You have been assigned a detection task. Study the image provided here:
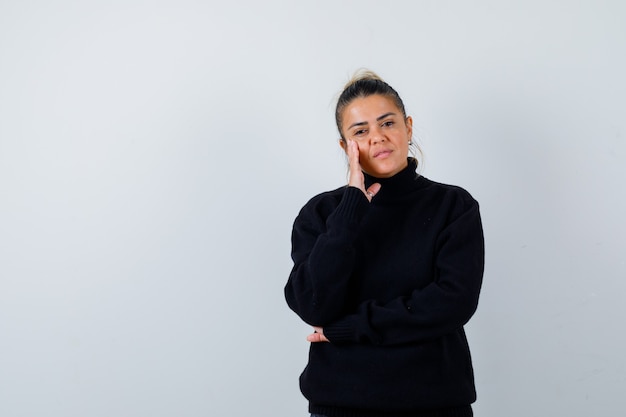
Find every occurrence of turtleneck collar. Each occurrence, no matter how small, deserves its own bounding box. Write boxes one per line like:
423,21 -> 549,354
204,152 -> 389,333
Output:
363,158 -> 425,203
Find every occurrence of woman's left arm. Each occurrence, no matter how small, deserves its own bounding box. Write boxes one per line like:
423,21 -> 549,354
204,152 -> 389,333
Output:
317,199 -> 485,346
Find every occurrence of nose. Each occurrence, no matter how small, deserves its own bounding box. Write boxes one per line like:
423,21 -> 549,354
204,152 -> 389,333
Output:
370,126 -> 385,144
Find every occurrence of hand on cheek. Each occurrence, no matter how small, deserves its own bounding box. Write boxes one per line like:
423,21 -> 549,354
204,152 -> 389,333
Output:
347,140 -> 380,202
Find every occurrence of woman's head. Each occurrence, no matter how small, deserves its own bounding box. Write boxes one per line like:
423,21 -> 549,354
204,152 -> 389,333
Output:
335,70 -> 417,178
335,70 -> 407,141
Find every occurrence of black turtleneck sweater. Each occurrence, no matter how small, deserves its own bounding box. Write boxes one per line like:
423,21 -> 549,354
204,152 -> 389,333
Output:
285,159 -> 485,417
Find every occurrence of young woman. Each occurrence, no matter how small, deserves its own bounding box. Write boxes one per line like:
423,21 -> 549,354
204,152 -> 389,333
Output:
285,70 -> 485,417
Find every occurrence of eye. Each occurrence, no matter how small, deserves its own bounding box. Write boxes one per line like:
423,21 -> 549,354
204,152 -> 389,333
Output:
353,129 -> 367,136
382,120 -> 395,128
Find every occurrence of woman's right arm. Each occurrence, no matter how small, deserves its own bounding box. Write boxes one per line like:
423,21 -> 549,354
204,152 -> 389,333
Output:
284,186 -> 369,326
286,140 -> 379,326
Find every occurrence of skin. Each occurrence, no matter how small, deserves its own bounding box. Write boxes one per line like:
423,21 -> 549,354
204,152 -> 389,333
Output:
307,94 -> 413,343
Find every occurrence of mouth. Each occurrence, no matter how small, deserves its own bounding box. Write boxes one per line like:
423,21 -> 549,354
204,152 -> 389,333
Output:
373,149 -> 392,158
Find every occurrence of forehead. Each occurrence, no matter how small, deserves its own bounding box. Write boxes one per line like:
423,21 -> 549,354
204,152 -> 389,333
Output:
342,94 -> 401,124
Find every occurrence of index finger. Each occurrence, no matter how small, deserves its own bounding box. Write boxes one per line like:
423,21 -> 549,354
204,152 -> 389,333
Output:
347,140 -> 360,169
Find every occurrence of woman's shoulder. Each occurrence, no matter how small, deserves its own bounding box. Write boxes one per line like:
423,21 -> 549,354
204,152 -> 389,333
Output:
418,176 -> 479,208
298,185 -> 347,217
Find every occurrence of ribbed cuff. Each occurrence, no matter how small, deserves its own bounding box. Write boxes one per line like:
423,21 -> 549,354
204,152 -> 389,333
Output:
327,186 -> 369,230
324,315 -> 358,344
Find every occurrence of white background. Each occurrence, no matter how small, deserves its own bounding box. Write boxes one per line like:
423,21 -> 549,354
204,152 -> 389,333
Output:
1,1 -> 625,416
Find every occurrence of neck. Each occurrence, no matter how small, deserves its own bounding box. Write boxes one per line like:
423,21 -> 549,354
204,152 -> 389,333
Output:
363,158 -> 423,203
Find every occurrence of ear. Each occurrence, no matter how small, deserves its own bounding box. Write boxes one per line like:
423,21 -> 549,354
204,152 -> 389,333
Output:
405,116 -> 413,139
339,138 -> 348,153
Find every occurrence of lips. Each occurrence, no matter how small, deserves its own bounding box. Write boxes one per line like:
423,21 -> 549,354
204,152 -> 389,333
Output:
373,149 -> 392,158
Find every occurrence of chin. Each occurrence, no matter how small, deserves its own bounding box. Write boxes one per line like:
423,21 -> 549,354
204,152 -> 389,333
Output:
367,168 -> 397,179
367,161 -> 406,178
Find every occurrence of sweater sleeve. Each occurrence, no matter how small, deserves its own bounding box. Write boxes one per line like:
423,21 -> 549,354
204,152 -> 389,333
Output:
323,197 -> 485,345
284,186 -> 370,326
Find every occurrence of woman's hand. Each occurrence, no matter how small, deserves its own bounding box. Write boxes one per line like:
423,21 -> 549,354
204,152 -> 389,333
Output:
306,326 -> 329,343
347,139 -> 381,202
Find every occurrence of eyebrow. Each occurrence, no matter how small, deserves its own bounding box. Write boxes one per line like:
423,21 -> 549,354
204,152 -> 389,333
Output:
346,112 -> 398,131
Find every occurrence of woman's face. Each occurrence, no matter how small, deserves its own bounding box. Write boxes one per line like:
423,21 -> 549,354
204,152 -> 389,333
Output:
340,94 -> 413,178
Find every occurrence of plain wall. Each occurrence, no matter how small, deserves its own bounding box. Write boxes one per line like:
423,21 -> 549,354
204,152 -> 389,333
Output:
1,1 -> 625,416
